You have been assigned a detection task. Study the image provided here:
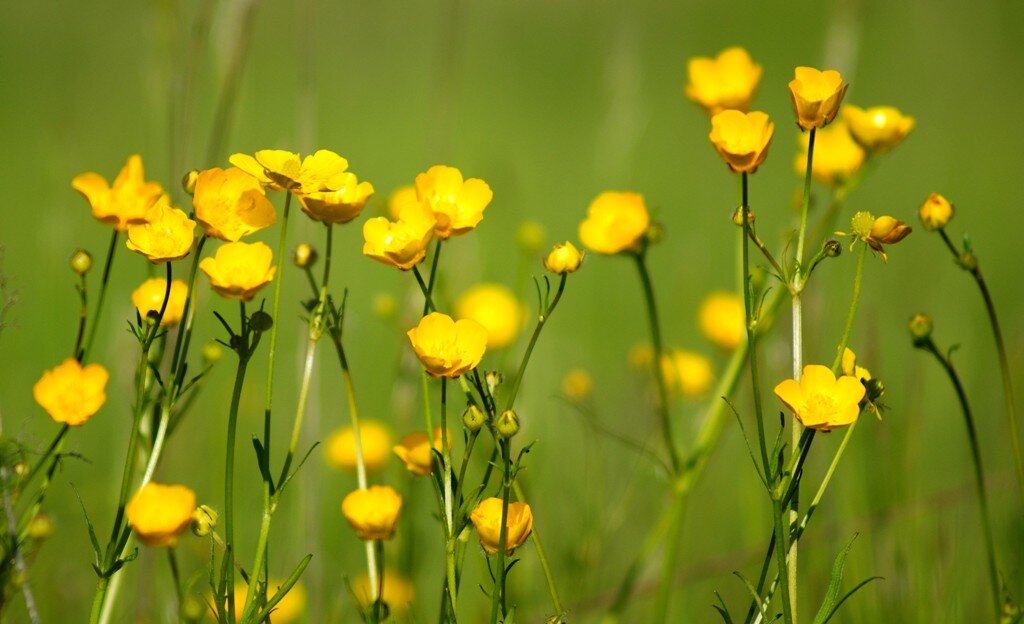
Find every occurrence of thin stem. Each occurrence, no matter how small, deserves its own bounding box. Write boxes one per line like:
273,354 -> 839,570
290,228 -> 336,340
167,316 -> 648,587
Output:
423,239 -> 442,316
489,440 -> 512,624
21,425 -> 69,493
223,327 -> 251,624
505,274 -> 566,411
440,378 -> 458,616
831,243 -> 867,372
168,548 -> 184,604
82,229 -> 118,362
511,481 -> 563,617
794,127 -> 816,269
413,265 -> 436,313
73,273 -> 88,359
263,192 -> 292,469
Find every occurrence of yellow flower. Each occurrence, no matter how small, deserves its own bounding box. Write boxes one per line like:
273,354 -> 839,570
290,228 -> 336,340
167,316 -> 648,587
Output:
788,67 -> 849,130
685,46 -> 762,114
342,485 -> 403,540
662,348 -> 714,398
131,278 -> 188,326
407,312 -> 488,378
517,220 -> 546,254
325,421 -> 392,473
192,167 -> 276,242
919,193 -> 954,231
297,172 -> 375,224
628,343 -> 653,370
454,284 -> 523,350
296,149 -> 352,192
233,580 -> 306,623
393,428 -> 448,476
795,121 -> 865,187
125,482 -> 196,547
579,191 -> 650,254
698,291 -> 745,350
71,154 -> 164,231
351,570 -> 414,615
33,358 -> 109,426
773,364 -> 865,432
125,197 -> 196,263
415,165 -> 493,239
841,104 -> 914,153
470,497 -> 534,555
840,348 -> 872,382
387,185 -> 419,219
709,110 -> 774,174
544,241 -> 584,274
199,241 -> 277,301
561,368 -> 593,401
228,149 -> 304,190
362,202 -> 437,270
851,211 -> 912,261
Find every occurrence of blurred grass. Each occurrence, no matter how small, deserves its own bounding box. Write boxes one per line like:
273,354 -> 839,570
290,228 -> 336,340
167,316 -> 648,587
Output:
1,0 -> 1023,621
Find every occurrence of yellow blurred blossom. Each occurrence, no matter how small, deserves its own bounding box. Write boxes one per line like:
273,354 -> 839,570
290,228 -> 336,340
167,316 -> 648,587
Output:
125,482 -> 196,547
628,343 -> 653,370
351,570 -> 414,615
387,185 -> 419,219
342,485 -> 403,540
407,312 -> 488,378
131,278 -> 188,327
33,358 -> 108,426
470,497 -> 534,555
686,46 -> 762,114
919,193 -> 954,231
544,241 -> 584,274
561,369 -> 593,401
788,67 -> 848,130
233,580 -> 306,624
325,421 -> 392,474
662,348 -> 714,398
297,171 -> 375,225
698,291 -> 745,350
362,202 -> 437,270
125,197 -> 196,263
454,284 -> 523,349
393,428 -> 448,476
579,191 -> 650,254
415,165 -> 493,239
516,220 -> 546,254
795,121 -> 865,187
192,167 -> 276,241
841,105 -> 914,153
774,364 -> 865,432
71,154 -> 164,231
709,110 -> 774,174
199,241 -> 277,301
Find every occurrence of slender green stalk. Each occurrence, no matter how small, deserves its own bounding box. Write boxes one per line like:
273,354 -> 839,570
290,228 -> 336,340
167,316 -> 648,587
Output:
413,266 -> 436,313
73,272 -> 88,358
168,548 -> 184,605
423,239 -> 442,316
505,274 -> 566,410
831,243 -> 867,371
512,481 -> 563,617
82,229 -> 118,362
21,425 -> 69,493
223,315 -> 251,624
794,128 -> 817,269
440,378 -> 458,618
489,440 -> 513,624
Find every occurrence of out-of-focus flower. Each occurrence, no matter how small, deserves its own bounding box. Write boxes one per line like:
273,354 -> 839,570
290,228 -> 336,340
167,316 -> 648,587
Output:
393,429 -> 448,476
33,358 -> 109,426
132,278 -> 188,326
841,105 -> 914,153
325,421 -> 392,474
297,172 -> 374,224
850,211 -> 912,262
192,167 -> 276,241
407,313 -> 488,378
662,348 -> 714,398
686,46 -> 762,114
362,202 -> 437,270
628,343 -> 653,370
387,185 -> 419,219
544,241 -> 584,274
470,497 -> 534,555
415,165 -> 493,239
561,369 -> 593,401
292,243 -> 317,268
708,110 -> 774,174
773,365 -> 865,432
199,241 -> 276,301
579,192 -> 650,254
342,485 -> 403,540
126,483 -> 196,547
517,221 -> 546,254
454,284 -> 523,349
919,193 -> 954,231
698,291 -> 745,350
72,154 -> 164,231
126,197 -> 196,263
233,580 -> 306,623
351,570 -> 414,615
788,67 -> 848,130
795,120 -> 865,187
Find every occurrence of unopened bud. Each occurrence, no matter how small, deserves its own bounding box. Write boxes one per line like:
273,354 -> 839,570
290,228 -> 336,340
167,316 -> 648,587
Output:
202,340 -> 223,365
70,249 -> 93,276
191,505 -> 218,537
485,371 -> 504,396
865,378 -> 885,403
182,169 -> 199,195
293,243 -> 317,268
959,252 -> 978,271
731,206 -> 755,226
180,595 -> 205,622
824,239 -> 842,258
26,513 -> 54,540
495,409 -> 520,439
13,462 -> 28,479
645,222 -> 666,245
909,313 -> 933,344
249,311 -> 274,333
463,405 -> 485,433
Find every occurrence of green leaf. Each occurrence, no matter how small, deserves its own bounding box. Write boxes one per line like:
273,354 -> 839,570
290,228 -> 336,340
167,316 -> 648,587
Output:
819,576 -> 883,623
70,483 -> 102,566
256,554 -> 312,621
712,591 -> 735,623
812,533 -> 863,624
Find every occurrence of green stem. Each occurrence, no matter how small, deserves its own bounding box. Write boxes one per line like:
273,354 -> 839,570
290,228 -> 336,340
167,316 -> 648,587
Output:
73,273 -> 88,359
489,440 -> 512,624
423,239 -> 442,316
223,347 -> 249,624
413,265 -> 436,313
831,243 -> 867,372
21,425 -> 69,493
168,548 -> 184,605
795,127 -> 816,269
505,274 -> 566,411
82,229 -> 118,362
440,378 -> 458,618
512,481 -> 563,617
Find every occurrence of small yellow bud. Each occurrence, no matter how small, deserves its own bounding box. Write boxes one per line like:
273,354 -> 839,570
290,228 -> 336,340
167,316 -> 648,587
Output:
13,462 -> 28,479
70,249 -> 93,276
909,313 -> 933,344
495,409 -> 520,439
516,220 -> 546,254
180,595 -> 205,622
293,242 -> 318,268
463,405 -> 486,432
26,513 -> 54,540
919,193 -> 954,231
202,340 -> 223,365
372,293 -> 396,320
182,169 -> 199,195
823,239 -> 842,257
731,206 -> 754,226
543,241 -> 584,275
561,369 -> 593,401
190,505 -> 218,537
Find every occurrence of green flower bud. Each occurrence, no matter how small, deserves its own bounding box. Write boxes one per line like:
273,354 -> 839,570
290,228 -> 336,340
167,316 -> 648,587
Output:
495,409 -> 520,439
70,249 -> 93,276
463,405 -> 485,432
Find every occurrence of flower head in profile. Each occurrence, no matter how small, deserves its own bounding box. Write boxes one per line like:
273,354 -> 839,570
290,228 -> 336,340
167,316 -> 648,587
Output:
841,105 -> 914,154
709,110 -> 774,174
454,284 -> 523,349
661,348 -> 714,398
850,211 -> 912,262
234,580 -> 306,623
362,202 -> 437,270
773,364 -> 865,432
686,46 -> 762,114
698,291 -> 745,350
407,313 -> 488,378
393,428 -> 448,476
470,497 -> 534,555
544,241 -> 584,275
132,278 -> 188,326
126,482 -> 196,547
796,121 -> 865,187
72,154 -> 164,231
199,241 -> 277,301
342,485 -> 403,540
297,149 -> 351,193
325,420 -> 392,474
415,165 -> 493,239
126,197 -> 196,263
228,149 -> 303,190
192,167 -> 276,241
579,191 -> 650,255
788,67 -> 849,130
919,193 -> 954,231
297,171 -> 375,224
33,358 -> 109,426
351,570 -> 414,616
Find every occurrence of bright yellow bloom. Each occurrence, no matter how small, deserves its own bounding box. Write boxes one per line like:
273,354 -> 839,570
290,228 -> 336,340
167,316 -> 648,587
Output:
325,420 -> 392,473
228,149 -> 304,190
709,110 -> 774,174
454,284 -> 523,349
415,165 -> 493,239
387,185 -> 419,219
125,482 -> 196,547
698,291 -> 745,350
470,497 -> 534,555
841,348 -> 872,382
919,193 -> 954,230
192,167 -> 276,242
773,364 -> 865,432
351,570 -> 414,615
662,348 -> 714,398
851,211 -> 912,261
199,241 -> 277,301
362,202 -> 437,270
686,46 -> 762,114
125,197 -> 196,263
233,580 -> 306,623
544,241 -> 584,274
795,121 -> 865,187
788,67 -> 848,130
342,485 -> 403,540
561,368 -> 593,401
71,154 -> 164,231
131,278 -> 188,326
407,312 -> 488,378
579,191 -> 650,254
33,358 -> 109,426
393,429 -> 448,476
297,172 -> 375,224
841,105 -> 914,153
296,149 -> 351,192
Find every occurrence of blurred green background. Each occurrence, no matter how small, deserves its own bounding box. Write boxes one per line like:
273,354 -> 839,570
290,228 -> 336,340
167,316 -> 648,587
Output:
1,0 -> 1023,621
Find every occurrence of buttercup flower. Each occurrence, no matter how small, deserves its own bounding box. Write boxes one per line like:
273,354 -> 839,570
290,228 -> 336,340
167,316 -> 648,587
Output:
662,348 -> 714,398
919,193 -> 954,231
561,368 -> 593,401
387,185 -> 419,219
362,202 -> 437,270
407,312 -> 488,378
544,241 -> 585,274
131,278 -> 188,326
851,211 -> 912,261
788,67 -> 849,130
415,165 -> 493,239
326,421 -> 392,473
233,580 -> 306,623
33,358 -> 109,426
698,291 -> 745,350
579,191 -> 650,254
773,364 -> 866,432
393,428 -> 448,476
351,570 -> 414,615
685,46 -> 762,114
470,497 -> 534,555
192,167 -> 276,241
125,197 -> 196,263
841,348 -> 872,383
795,121 -> 865,187
342,485 -> 403,540
841,105 -> 914,153
199,241 -> 277,301
298,172 -> 374,224
71,154 -> 164,230
228,149 -> 303,190
454,284 -> 523,349
708,110 -> 774,174
125,482 -> 196,547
